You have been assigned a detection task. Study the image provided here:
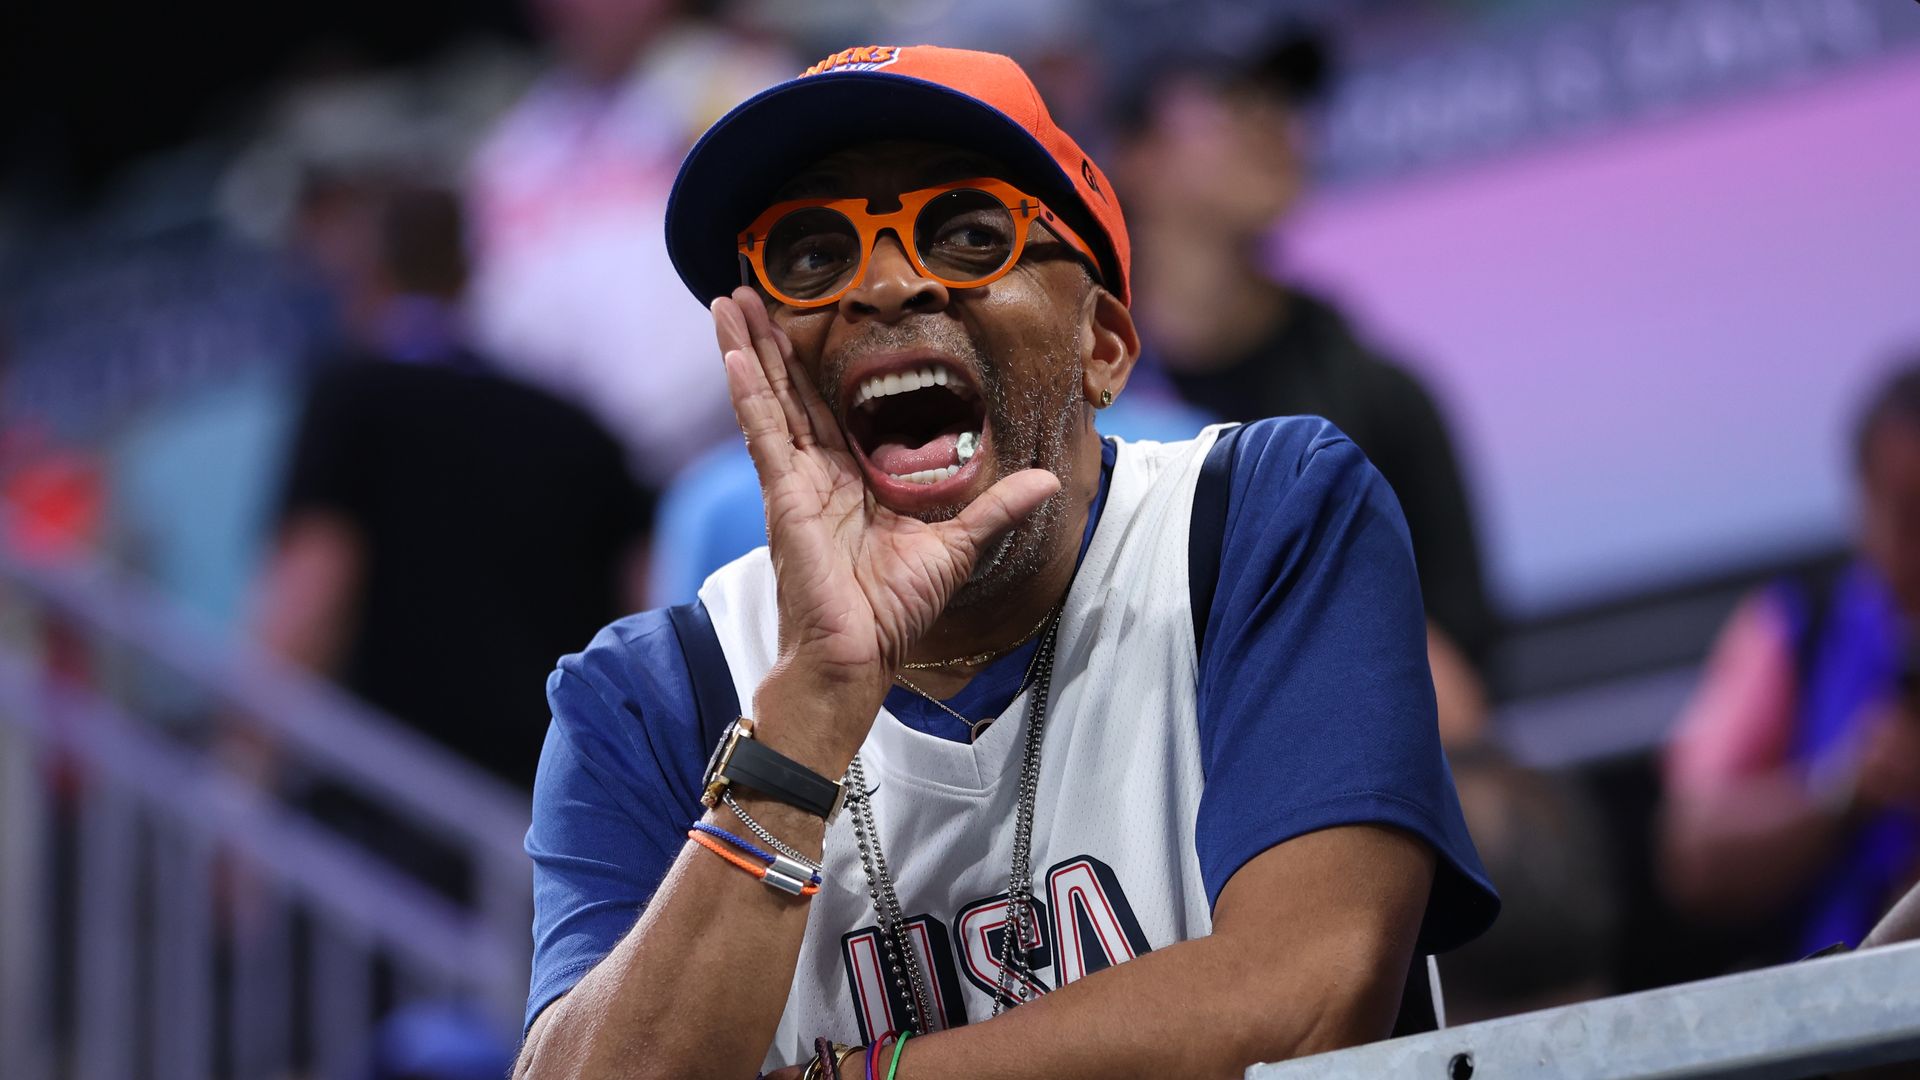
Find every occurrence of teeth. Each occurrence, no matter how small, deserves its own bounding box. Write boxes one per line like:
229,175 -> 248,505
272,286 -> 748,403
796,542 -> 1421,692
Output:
856,365 -> 963,406
890,463 -> 961,485
955,431 -> 978,464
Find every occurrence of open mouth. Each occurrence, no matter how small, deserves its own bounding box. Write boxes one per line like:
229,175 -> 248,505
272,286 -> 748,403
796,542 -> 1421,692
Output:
845,360 -> 989,494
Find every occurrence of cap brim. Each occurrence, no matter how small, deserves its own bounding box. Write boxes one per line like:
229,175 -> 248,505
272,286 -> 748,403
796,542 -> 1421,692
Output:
666,73 -> 1100,305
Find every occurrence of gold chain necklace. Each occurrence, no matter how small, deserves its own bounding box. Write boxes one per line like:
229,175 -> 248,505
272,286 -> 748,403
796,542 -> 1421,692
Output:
900,602 -> 1059,671
892,608 -> 1061,740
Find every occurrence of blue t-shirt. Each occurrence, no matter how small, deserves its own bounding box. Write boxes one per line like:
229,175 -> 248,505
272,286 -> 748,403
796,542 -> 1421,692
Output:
526,419 -> 1497,1032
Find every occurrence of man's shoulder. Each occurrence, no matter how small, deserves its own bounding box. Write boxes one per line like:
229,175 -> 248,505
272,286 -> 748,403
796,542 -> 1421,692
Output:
539,606 -> 722,804
1227,415 -> 1366,487
1213,416 -> 1405,558
550,608 -> 698,725
1112,416 -> 1370,540
1118,415 -> 1348,480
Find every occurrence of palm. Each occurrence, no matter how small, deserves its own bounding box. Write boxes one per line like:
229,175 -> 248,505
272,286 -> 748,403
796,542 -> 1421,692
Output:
714,291 -> 1057,689
762,439 -> 972,670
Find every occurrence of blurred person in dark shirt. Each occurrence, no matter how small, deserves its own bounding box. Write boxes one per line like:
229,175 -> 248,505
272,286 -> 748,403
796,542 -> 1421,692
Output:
1664,359 -> 1920,958
1114,30 -> 1496,743
255,174 -> 652,792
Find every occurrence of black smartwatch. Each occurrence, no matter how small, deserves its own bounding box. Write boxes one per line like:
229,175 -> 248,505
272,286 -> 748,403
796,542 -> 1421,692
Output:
701,717 -> 845,822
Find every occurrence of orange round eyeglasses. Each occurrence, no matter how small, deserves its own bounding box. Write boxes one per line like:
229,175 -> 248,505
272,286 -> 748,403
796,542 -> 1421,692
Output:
736,177 -> 1101,309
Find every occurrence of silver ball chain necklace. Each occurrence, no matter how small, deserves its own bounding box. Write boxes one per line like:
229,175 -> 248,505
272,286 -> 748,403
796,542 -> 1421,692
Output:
843,609 -> 1064,1034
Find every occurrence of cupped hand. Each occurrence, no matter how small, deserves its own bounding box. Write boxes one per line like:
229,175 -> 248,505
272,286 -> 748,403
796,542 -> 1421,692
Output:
713,288 -> 1059,758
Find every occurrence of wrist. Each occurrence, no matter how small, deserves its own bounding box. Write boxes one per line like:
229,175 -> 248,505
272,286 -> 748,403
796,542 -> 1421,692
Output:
706,793 -> 828,863
751,667 -> 883,777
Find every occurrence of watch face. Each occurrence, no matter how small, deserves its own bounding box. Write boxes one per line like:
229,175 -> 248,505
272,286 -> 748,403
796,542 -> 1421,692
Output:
702,719 -> 740,789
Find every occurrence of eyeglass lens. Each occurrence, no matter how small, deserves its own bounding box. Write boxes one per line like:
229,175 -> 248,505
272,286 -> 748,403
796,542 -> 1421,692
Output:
761,189 -> 1019,301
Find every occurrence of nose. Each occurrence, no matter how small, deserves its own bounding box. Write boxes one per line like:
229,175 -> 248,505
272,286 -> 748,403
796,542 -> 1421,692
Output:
840,230 -> 948,322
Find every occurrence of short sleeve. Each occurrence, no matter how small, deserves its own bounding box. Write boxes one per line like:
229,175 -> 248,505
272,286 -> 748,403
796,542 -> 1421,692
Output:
1664,591 -> 1798,793
1194,418 -> 1499,953
525,613 -> 711,1032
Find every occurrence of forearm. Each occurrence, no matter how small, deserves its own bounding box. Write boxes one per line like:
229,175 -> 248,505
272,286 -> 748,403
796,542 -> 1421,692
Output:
1663,771 -> 1846,919
864,928 -> 1406,1080
522,668 -> 875,1079
865,826 -> 1431,1080
517,791 -> 825,1080
253,514 -> 362,674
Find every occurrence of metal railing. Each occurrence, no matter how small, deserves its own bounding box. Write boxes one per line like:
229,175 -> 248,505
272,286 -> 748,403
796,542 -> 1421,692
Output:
1251,940 -> 1920,1079
0,540 -> 533,1080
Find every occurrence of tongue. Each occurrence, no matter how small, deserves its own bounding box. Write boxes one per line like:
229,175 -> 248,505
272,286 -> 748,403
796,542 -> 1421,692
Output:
871,431 -> 961,476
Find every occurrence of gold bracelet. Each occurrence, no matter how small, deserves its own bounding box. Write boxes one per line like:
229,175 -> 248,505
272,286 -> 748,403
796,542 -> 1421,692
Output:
801,1042 -> 858,1080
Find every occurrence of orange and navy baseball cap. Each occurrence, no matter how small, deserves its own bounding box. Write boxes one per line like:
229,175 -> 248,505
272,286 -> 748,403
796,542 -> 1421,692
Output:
665,45 -> 1131,307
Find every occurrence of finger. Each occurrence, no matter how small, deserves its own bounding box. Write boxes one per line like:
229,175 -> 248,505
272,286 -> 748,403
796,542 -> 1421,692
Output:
721,346 -> 795,489
728,289 -> 849,453
944,468 -> 1062,556
772,320 -> 850,453
711,295 -> 752,356
734,287 -> 816,446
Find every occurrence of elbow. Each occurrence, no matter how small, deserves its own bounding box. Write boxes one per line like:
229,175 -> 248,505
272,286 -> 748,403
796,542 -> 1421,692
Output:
1239,985 -> 1392,1069
514,1000 -> 592,1080
513,1021 -> 557,1080
515,1003 -> 687,1080
1226,941 -> 1410,1068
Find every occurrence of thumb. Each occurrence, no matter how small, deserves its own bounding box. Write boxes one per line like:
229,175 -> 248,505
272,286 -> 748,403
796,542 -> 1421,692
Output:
946,468 -> 1062,557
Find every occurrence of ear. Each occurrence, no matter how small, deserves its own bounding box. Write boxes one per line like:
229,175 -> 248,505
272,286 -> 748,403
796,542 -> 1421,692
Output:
1081,285 -> 1142,408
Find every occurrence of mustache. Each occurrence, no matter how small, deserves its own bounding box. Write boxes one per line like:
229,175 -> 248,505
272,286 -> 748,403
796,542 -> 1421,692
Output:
820,323 -> 991,412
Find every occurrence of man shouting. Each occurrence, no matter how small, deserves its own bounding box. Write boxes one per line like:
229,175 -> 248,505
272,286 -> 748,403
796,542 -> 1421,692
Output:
516,45 -> 1497,1080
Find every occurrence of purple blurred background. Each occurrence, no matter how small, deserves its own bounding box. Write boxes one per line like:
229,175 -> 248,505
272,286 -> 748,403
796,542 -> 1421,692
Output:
1292,49 -> 1920,614
4,0 -> 1920,1076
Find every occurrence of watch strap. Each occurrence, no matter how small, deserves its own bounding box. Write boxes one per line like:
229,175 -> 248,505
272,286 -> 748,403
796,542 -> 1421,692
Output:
724,733 -> 844,821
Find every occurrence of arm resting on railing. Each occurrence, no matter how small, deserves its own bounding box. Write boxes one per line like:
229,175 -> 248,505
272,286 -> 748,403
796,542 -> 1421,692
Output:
518,815 -> 1432,1080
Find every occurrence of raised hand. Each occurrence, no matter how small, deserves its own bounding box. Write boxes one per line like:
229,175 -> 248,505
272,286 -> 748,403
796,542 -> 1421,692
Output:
712,288 -> 1059,766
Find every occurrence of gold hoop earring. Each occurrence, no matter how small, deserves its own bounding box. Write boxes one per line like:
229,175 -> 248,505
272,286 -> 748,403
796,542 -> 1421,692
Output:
1099,388 -> 1114,408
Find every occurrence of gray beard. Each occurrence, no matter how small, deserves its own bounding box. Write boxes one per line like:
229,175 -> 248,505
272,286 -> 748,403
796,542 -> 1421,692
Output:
822,319 -> 1087,612
945,342 -> 1085,612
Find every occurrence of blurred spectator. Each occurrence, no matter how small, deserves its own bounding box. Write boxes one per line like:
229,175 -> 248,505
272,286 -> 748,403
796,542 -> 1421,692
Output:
1441,746 -> 1620,1023
254,174 -> 652,791
467,0 -> 791,485
1663,359 -> 1920,958
0,52 -> 526,632
1114,29 -> 1496,744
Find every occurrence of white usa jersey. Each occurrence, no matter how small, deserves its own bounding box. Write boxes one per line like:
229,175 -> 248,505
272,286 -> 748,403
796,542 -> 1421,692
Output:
701,430 -> 1221,1070
526,419 -> 1498,1073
